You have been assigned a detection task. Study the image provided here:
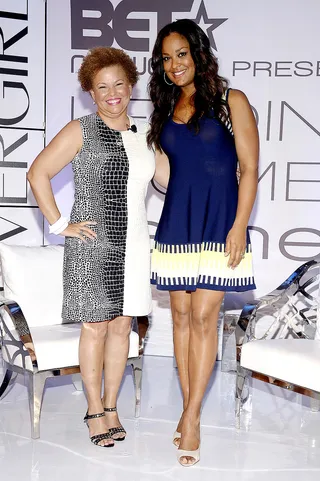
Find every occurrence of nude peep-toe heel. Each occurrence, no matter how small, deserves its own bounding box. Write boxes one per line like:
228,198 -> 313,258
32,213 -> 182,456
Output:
177,445 -> 200,467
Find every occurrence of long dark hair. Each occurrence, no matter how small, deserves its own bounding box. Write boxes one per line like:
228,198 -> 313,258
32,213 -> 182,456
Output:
147,19 -> 229,151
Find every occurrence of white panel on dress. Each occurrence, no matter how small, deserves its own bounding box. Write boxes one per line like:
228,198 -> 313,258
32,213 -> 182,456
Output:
121,120 -> 155,316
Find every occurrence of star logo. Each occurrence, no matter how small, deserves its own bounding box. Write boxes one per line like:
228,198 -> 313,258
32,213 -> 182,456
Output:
192,1 -> 228,51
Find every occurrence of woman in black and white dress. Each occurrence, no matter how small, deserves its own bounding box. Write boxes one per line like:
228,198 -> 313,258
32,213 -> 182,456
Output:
28,47 -> 155,447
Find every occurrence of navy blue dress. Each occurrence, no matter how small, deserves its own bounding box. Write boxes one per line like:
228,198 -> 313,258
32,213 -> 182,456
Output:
151,109 -> 256,292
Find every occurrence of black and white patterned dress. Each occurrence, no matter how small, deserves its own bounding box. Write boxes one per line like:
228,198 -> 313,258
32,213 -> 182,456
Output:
62,113 -> 155,322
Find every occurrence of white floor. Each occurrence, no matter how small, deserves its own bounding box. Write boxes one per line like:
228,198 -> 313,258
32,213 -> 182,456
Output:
1,355 -> 320,481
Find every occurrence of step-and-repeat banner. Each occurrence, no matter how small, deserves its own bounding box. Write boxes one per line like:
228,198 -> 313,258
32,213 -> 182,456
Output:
1,0 -> 320,355
0,0 -> 45,247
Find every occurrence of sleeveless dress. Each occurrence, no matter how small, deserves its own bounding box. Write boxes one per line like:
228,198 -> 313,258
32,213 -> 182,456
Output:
62,113 -> 155,322
151,104 -> 256,292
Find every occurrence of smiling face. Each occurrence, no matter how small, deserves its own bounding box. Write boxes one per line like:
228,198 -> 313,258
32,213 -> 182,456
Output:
90,64 -> 132,119
162,32 -> 196,90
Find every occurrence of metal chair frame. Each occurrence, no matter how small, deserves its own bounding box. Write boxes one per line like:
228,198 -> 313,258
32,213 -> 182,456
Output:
0,299 -> 145,438
234,259 -> 320,429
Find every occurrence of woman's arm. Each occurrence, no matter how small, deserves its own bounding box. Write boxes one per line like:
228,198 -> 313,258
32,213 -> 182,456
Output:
27,120 -> 96,240
225,89 -> 259,269
153,149 -> 170,189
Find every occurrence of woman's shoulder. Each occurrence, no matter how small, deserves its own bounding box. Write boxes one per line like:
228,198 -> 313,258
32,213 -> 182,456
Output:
60,119 -> 82,137
226,88 -> 249,105
73,113 -> 100,138
76,112 -> 97,125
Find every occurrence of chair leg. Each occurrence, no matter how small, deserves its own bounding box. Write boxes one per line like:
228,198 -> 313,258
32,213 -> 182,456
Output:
310,391 -> 320,412
130,357 -> 143,418
0,369 -> 13,398
26,371 -> 48,439
71,373 -> 83,391
221,315 -> 238,373
235,364 -> 252,430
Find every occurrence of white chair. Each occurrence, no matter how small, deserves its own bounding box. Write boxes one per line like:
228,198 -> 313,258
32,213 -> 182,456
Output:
0,243 -> 146,439
234,258 -> 320,428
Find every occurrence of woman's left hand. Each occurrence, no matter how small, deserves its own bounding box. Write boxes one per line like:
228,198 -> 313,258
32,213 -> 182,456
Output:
225,225 -> 247,269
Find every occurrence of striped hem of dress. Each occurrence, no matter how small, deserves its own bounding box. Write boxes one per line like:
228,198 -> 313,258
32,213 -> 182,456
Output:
151,240 -> 256,292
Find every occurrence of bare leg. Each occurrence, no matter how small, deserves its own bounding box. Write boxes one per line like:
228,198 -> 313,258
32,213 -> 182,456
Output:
170,291 -> 191,444
179,289 -> 224,465
79,321 -> 113,446
102,316 -> 132,439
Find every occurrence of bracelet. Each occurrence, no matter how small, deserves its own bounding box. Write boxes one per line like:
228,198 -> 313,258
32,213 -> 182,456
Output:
49,216 -> 69,235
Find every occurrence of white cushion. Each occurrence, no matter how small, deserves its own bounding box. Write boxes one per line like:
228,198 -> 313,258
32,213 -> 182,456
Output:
0,243 -> 64,328
1,324 -> 139,371
241,339 -> 320,393
31,326 -> 139,371
0,243 -> 140,371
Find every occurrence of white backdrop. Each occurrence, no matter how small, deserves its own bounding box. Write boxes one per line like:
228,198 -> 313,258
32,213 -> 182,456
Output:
1,0 -> 320,356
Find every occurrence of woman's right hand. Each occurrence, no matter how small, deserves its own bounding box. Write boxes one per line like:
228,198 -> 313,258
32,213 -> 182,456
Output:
61,221 -> 97,242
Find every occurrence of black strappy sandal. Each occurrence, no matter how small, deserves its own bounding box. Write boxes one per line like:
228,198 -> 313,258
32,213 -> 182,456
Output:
83,411 -> 114,447
104,407 -> 127,441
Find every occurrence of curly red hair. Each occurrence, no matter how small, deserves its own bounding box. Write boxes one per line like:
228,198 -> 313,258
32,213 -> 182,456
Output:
78,46 -> 139,91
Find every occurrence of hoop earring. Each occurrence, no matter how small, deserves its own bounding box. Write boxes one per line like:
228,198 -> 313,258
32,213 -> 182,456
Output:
164,72 -> 173,86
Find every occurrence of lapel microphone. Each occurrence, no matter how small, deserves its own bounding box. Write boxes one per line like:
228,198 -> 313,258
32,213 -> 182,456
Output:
127,124 -> 137,133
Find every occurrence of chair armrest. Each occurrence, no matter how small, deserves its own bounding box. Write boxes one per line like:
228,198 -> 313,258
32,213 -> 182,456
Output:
0,298 -> 36,368
0,298 -> 31,337
235,258 -> 320,360
235,286 -> 288,356
235,303 -> 258,361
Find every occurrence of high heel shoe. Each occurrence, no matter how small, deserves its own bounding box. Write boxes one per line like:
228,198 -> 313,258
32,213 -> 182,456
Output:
104,407 -> 127,441
173,431 -> 181,447
83,411 -> 114,447
177,444 -> 200,467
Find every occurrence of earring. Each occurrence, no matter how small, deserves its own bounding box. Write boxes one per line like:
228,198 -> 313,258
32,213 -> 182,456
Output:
163,72 -> 173,86
93,101 -> 96,105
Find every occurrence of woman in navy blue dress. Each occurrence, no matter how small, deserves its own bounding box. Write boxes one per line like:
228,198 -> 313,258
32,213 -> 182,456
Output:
148,20 -> 259,466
